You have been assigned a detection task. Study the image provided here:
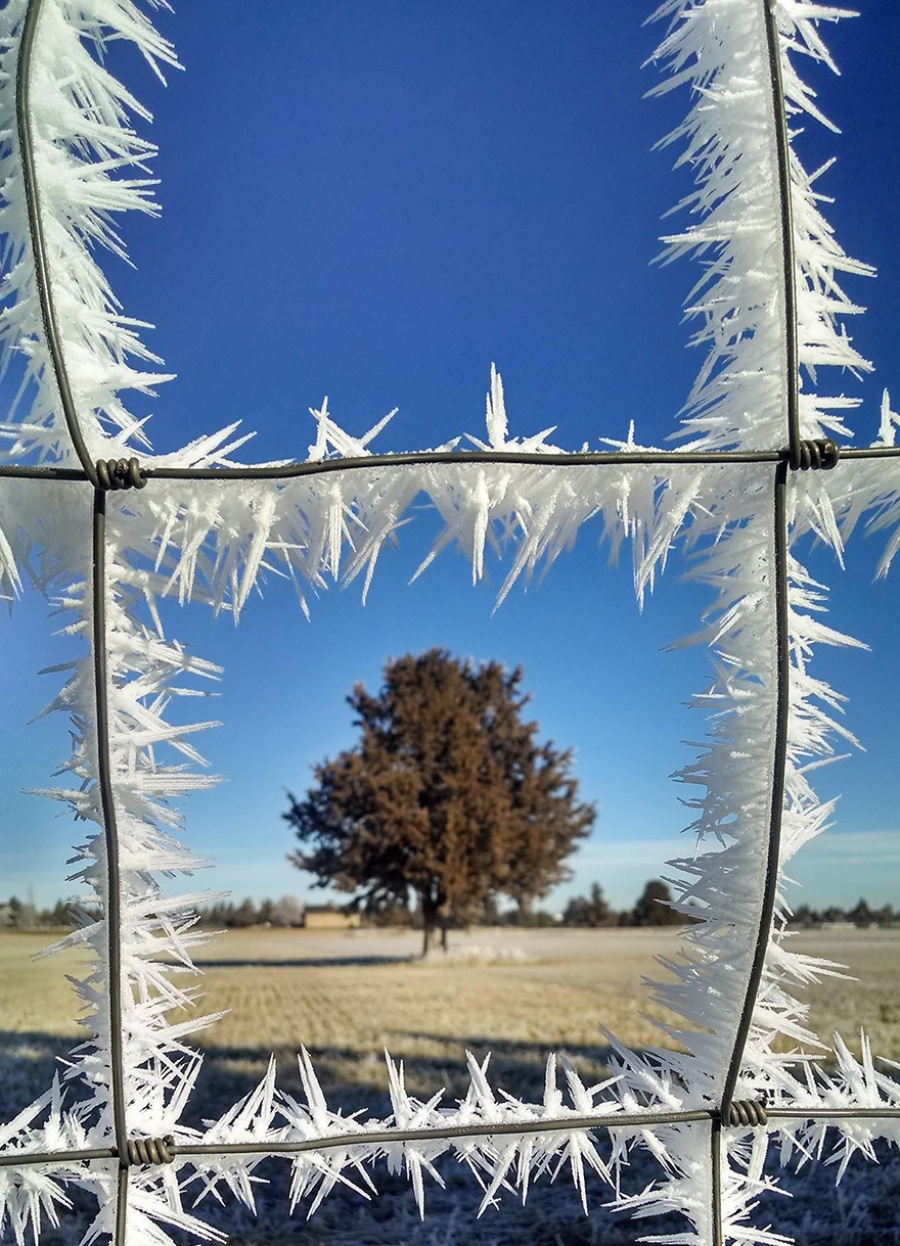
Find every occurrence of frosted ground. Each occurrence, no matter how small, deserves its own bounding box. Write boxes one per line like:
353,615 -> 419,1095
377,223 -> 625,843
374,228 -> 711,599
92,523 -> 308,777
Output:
2,927 -> 897,1244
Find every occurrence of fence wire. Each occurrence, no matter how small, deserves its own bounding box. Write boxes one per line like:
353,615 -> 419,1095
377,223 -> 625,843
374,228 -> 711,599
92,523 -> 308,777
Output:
2,1 -> 899,1244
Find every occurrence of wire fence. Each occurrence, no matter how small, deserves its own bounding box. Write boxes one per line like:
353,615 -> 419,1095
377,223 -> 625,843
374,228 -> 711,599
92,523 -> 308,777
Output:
2,1 -> 899,1244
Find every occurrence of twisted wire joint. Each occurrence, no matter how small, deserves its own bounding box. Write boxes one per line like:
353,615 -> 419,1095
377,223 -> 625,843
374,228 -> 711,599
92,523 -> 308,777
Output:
124,1136 -> 176,1167
789,439 -> 839,472
723,1100 -> 769,1128
95,458 -> 146,491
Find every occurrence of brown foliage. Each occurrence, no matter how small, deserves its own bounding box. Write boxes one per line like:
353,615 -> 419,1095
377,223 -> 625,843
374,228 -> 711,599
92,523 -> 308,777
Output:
284,650 -> 594,952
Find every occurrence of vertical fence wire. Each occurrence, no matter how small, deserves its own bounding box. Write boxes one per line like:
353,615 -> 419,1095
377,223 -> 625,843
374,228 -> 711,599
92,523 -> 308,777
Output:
712,11 -> 800,1235
719,0 -> 798,1116
15,0 -> 98,488
710,1115 -> 723,1246
761,0 -> 802,471
17,0 -> 132,1234
720,462 -> 790,1119
92,491 -> 132,1243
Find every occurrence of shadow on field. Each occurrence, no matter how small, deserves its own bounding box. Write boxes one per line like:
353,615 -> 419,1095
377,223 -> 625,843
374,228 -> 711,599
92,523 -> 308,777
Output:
181,1034 -> 622,1131
0,1027 -> 620,1123
0,1029 -> 87,1119
0,1028 -> 670,1245
193,953 -> 415,969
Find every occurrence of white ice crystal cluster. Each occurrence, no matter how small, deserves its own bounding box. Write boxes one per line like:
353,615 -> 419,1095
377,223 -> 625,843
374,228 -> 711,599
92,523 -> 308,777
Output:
0,0 -> 897,1244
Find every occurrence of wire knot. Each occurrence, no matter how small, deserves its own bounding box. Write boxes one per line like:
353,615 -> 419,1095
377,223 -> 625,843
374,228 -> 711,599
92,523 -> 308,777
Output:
723,1100 -> 768,1128
95,457 -> 146,491
124,1135 -> 176,1166
789,439 -> 839,472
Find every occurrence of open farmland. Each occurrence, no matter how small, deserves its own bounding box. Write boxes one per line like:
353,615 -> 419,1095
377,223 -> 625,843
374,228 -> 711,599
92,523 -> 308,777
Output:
1,926 -> 898,1244
2,926 -> 899,1093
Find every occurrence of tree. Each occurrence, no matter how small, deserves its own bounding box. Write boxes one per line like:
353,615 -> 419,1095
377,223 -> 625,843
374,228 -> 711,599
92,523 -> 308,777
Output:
270,895 -> 304,928
848,898 -> 873,928
563,883 -> 611,927
789,903 -> 821,928
229,898 -> 258,928
632,879 -> 681,927
284,649 -> 594,954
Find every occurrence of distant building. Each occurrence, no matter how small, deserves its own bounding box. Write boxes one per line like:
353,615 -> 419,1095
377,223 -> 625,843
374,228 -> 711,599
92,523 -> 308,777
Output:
303,905 -> 361,930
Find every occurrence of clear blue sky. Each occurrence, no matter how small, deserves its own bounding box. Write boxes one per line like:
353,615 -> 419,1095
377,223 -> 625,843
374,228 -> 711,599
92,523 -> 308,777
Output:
1,2 -> 898,914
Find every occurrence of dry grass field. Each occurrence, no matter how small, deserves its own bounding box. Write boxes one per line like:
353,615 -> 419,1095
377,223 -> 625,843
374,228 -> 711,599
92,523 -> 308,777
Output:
1,925 -> 898,1244
2,925 -> 899,1105
3,924 -> 898,1053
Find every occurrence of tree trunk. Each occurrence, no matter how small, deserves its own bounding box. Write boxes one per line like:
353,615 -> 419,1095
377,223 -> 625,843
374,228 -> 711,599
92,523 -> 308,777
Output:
420,892 -> 436,957
421,890 -> 450,956
438,898 -> 451,952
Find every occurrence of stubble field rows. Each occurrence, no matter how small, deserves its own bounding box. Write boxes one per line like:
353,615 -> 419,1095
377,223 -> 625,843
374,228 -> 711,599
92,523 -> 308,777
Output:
2,925 -> 897,1102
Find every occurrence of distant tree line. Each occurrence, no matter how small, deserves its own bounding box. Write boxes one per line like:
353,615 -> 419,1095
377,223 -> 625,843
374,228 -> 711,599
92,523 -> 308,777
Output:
0,895 -> 307,930
197,896 -> 304,928
559,880 -> 693,928
787,900 -> 896,928
0,896 -> 86,928
3,889 -> 894,931
197,880 -> 745,930
559,888 -> 899,929
559,887 -> 900,929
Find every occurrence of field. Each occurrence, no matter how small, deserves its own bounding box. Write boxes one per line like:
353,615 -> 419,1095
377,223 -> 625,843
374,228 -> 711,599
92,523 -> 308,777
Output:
1,926 -> 898,1243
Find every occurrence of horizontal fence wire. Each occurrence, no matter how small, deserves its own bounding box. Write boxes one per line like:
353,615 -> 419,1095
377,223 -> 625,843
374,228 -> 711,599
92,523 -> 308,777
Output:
1,1106 -> 899,1171
2,443 -> 900,486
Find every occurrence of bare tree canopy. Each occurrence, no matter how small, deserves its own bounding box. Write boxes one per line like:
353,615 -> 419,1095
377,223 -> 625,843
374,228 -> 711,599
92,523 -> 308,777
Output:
284,649 -> 594,953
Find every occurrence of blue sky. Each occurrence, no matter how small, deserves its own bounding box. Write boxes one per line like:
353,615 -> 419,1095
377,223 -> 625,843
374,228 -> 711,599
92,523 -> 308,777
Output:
1,2 -> 899,914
